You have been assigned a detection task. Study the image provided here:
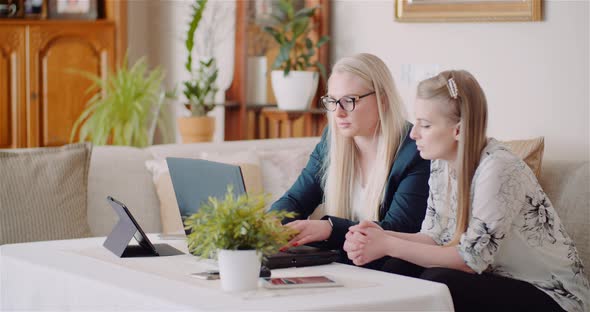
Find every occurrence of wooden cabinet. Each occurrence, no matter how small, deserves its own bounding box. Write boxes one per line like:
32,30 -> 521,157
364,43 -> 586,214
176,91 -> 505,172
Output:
0,21 -> 114,148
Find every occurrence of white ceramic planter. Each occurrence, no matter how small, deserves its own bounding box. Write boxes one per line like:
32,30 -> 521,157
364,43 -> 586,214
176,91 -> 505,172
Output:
217,249 -> 261,292
271,70 -> 319,111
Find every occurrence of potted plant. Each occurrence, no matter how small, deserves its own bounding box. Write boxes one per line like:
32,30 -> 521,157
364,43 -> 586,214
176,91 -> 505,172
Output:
70,56 -> 170,147
178,0 -> 219,143
263,0 -> 329,111
184,186 -> 296,292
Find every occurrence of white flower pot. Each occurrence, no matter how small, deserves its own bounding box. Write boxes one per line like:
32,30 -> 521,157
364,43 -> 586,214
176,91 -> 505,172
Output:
271,70 -> 319,111
217,249 -> 261,292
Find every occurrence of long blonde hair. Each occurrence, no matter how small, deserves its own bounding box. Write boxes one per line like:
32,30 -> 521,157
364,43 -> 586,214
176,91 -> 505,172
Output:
416,70 -> 488,245
322,53 -> 408,221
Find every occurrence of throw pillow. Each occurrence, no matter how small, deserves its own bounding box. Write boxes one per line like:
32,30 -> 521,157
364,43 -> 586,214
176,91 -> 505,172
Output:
145,151 -> 263,234
257,147 -> 313,203
500,137 -> 544,179
0,143 -> 92,244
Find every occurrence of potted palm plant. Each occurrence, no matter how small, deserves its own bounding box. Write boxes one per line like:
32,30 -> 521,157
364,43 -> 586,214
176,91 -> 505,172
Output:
184,186 -> 296,292
178,0 -> 219,143
69,56 -> 170,147
263,0 -> 329,111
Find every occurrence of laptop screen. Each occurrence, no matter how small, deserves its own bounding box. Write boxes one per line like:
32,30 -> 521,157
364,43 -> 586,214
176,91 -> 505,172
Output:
166,157 -> 247,222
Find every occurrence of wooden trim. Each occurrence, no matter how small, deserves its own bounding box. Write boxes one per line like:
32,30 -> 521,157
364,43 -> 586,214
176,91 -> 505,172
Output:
224,0 -> 248,141
396,0 -> 543,22
0,20 -> 114,26
104,0 -> 127,66
316,0 -> 330,108
0,27 -> 27,148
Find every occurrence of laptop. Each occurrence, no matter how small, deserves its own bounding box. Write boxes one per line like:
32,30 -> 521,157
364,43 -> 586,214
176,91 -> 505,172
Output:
166,157 -> 340,269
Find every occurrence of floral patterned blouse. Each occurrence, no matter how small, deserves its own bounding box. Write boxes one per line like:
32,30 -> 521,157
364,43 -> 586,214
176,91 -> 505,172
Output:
420,138 -> 589,312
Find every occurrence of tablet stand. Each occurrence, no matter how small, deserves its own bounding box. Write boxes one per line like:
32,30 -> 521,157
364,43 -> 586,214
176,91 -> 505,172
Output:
103,214 -> 158,257
103,196 -> 184,258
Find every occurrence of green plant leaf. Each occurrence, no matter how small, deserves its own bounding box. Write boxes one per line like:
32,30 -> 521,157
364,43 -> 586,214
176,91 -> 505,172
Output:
270,13 -> 284,24
305,38 -> 313,50
316,62 -> 327,83
294,6 -> 316,19
316,35 -> 330,48
184,186 -> 297,257
278,0 -> 293,20
291,18 -> 309,39
263,26 -> 285,45
185,0 -> 208,73
263,1 -> 330,74
69,54 -> 167,147
283,62 -> 291,76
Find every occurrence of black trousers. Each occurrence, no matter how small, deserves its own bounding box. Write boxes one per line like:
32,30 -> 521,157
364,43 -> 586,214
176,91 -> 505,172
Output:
339,255 -> 565,312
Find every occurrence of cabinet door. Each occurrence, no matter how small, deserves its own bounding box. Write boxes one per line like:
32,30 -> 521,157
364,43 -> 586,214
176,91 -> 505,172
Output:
0,26 -> 27,148
28,23 -> 115,147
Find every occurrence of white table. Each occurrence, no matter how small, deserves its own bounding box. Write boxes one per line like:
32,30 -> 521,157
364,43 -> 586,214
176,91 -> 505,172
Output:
0,236 -> 454,311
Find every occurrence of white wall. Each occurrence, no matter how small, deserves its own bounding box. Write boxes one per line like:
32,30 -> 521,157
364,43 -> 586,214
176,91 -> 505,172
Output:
332,0 -> 589,162
127,0 -> 235,144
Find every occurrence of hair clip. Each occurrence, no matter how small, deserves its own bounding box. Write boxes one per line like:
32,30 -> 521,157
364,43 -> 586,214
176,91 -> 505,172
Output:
447,78 -> 458,99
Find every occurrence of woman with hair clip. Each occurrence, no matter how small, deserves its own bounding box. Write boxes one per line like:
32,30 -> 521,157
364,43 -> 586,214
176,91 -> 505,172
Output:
270,53 -> 430,257
343,70 -> 589,311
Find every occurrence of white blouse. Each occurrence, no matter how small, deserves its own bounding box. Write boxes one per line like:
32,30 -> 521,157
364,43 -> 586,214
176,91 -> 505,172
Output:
351,177 -> 369,222
420,138 -> 589,312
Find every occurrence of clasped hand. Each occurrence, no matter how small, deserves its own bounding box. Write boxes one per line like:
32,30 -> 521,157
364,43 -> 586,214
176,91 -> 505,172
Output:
343,220 -> 390,266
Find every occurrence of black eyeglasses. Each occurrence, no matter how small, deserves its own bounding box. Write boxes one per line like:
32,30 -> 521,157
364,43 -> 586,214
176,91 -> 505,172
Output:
320,91 -> 376,112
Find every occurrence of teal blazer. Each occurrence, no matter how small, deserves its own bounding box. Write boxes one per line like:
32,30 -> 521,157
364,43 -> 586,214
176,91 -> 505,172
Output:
270,123 -> 430,249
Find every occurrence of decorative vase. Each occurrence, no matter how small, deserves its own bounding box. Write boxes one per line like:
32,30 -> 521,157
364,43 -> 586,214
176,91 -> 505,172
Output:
177,116 -> 215,143
217,249 -> 261,292
246,56 -> 268,105
271,70 -> 319,111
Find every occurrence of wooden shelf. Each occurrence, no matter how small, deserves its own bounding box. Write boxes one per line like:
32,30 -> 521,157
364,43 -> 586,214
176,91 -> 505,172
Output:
246,107 -> 326,139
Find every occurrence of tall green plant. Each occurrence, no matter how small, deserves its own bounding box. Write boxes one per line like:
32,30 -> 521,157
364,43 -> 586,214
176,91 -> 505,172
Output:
263,0 -> 329,78
184,186 -> 297,259
183,58 -> 218,116
70,57 -> 169,147
184,0 -> 207,76
183,0 -> 218,117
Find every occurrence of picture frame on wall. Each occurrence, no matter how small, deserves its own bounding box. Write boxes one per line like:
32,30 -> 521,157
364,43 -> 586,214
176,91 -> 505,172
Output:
395,0 -> 542,22
48,0 -> 97,20
0,0 -> 25,18
24,0 -> 46,18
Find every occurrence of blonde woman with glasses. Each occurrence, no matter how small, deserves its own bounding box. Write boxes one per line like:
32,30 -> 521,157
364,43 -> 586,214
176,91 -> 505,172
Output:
270,53 -> 430,265
344,70 -> 589,311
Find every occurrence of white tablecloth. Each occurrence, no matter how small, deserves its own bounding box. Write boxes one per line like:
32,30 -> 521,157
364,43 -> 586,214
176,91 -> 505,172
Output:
0,236 -> 454,311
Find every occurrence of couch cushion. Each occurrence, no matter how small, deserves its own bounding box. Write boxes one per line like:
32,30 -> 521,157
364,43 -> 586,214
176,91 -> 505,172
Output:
540,160 -> 589,280
258,148 -> 314,203
0,143 -> 92,244
88,146 -> 161,236
148,137 -> 320,159
501,137 -> 544,179
145,151 -> 263,234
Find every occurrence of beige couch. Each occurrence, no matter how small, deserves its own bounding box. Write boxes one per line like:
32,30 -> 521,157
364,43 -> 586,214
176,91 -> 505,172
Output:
85,137 -> 589,281
2,137 -> 586,280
